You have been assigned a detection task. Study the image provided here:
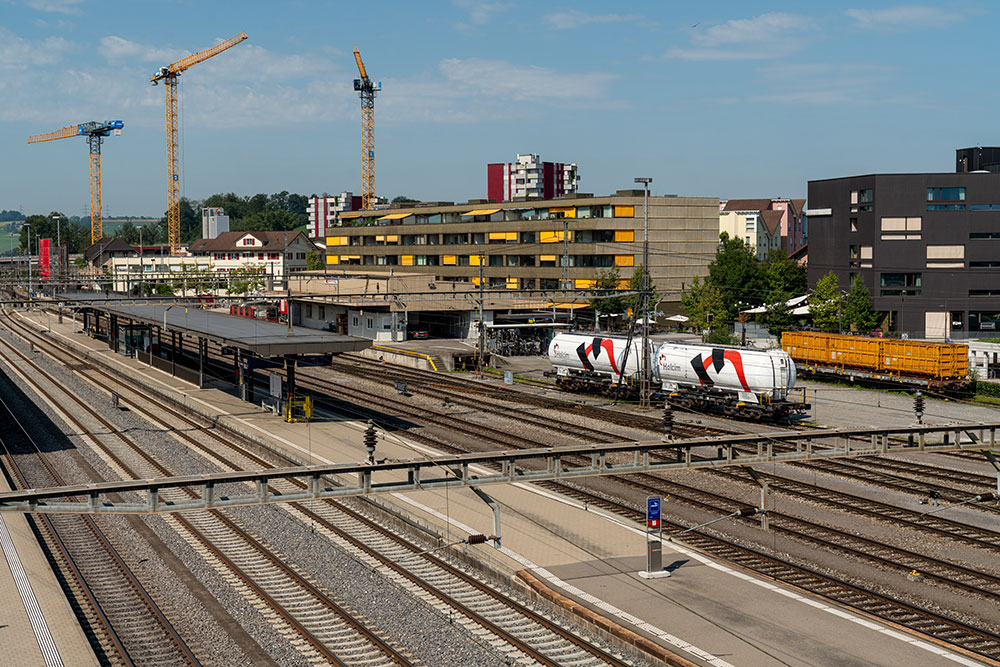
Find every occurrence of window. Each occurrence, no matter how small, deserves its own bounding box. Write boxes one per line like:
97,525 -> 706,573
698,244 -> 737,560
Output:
927,204 -> 966,211
613,205 -> 634,218
472,232 -> 486,245
850,217 -> 858,232
352,316 -> 359,327
859,188 -> 873,203
520,231 -> 535,243
927,187 -> 966,201
971,232 -> 1000,239
488,255 -> 503,267
319,306 -> 325,320
367,318 -> 373,329
880,272 -> 921,296
970,261 -> 1000,267
539,254 -> 557,267
614,230 -> 634,242
258,253 -> 264,260
306,304 -> 313,318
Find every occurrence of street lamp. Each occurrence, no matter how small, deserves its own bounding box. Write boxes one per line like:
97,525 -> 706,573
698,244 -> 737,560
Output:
634,177 -> 652,408
25,223 -> 32,300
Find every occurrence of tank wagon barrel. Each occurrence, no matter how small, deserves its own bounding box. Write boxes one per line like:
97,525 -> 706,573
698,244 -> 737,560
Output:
546,333 -> 809,420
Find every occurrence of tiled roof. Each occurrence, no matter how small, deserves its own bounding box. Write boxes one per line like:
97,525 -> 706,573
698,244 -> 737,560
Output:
723,198 -> 774,213
760,210 -> 784,236
83,237 -> 136,263
188,231 -> 313,253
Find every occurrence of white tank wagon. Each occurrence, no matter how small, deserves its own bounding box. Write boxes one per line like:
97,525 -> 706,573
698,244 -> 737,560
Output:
546,333 -> 810,420
655,343 -> 809,419
547,334 -> 646,396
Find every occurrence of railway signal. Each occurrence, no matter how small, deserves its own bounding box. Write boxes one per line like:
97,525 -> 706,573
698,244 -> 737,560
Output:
913,391 -> 924,424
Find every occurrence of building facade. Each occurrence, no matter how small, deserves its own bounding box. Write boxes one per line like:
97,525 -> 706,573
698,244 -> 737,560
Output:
308,193 -> 362,239
326,191 -> 718,301
956,147 -> 1000,174
188,231 -> 318,290
807,172 -> 1000,339
719,201 -> 783,260
201,207 -> 230,240
487,154 -> 579,202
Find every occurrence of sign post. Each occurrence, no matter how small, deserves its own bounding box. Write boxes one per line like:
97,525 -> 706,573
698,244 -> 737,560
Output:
639,496 -> 670,579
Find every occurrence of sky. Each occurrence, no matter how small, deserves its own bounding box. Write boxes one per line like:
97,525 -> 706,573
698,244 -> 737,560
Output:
1,0 -> 995,217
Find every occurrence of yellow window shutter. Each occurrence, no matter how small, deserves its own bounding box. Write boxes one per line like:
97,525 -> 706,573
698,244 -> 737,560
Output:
401,255 -> 414,266
326,255 -> 340,264
614,255 -> 634,267
442,255 -> 457,265
614,230 -> 634,242
575,279 -> 596,289
613,205 -> 635,218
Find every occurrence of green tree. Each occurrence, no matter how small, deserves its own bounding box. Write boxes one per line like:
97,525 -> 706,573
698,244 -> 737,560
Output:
809,271 -> 844,331
233,209 -> 300,232
759,290 -> 797,339
305,250 -> 324,271
161,198 -> 201,242
624,264 -> 660,318
681,277 -> 730,340
707,232 -> 767,322
229,264 -> 266,295
118,220 -> 139,245
761,249 -> 807,302
590,268 -> 626,331
843,276 -> 879,332
392,195 -> 419,204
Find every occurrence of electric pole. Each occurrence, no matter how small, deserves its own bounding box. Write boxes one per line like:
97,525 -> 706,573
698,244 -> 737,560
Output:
477,258 -> 485,376
635,177 -> 652,408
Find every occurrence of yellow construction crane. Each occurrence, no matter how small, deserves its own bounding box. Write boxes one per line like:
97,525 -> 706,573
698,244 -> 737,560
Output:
28,120 -> 124,245
151,32 -> 247,253
353,46 -> 381,210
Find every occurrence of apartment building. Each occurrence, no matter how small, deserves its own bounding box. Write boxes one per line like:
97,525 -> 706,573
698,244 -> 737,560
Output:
719,200 -> 782,260
308,192 -> 362,239
326,191 -> 718,302
487,154 -> 579,202
808,171 -> 1000,338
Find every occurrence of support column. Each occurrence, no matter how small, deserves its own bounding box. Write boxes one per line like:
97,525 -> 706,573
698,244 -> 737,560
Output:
171,331 -> 177,376
198,337 -> 205,389
285,356 -> 297,400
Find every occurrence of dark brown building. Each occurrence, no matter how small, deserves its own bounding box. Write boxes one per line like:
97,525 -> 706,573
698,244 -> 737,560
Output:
807,173 -> 1000,338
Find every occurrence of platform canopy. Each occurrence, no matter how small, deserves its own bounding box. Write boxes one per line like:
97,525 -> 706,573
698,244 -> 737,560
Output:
92,304 -> 370,357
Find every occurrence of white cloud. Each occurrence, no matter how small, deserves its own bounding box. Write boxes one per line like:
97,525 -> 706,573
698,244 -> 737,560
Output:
845,5 -> 962,30
439,58 -> 615,101
98,36 -> 187,65
26,0 -> 83,14
452,0 -> 507,25
668,13 -> 814,61
543,10 -> 643,30
750,63 -> 898,105
0,29 -> 72,70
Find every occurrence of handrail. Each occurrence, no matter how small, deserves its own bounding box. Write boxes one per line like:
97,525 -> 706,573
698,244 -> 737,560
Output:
371,344 -> 438,371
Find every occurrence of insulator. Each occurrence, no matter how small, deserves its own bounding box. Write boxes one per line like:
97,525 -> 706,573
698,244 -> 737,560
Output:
735,507 -> 760,517
467,534 -> 488,545
364,420 -> 377,459
662,404 -> 674,433
975,492 -> 998,503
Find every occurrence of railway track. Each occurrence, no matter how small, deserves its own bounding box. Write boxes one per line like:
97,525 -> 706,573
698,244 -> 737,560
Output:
0,368 -> 198,665
0,320 -> 418,666
3,312 -> 637,667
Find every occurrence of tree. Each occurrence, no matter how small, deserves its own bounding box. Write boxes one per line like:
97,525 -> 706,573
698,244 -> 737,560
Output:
707,232 -> 767,323
229,264 -> 266,295
759,290 -> 797,339
761,249 -> 807,302
162,197 -> 201,243
843,276 -> 879,332
118,220 -> 139,245
306,250 -> 324,271
589,268 -> 626,331
809,271 -> 844,331
681,277 -> 730,341
392,196 -> 419,204
233,209 -> 301,232
624,264 -> 660,318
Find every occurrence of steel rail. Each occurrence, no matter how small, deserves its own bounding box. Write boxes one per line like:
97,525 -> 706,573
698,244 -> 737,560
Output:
0,319 -> 415,666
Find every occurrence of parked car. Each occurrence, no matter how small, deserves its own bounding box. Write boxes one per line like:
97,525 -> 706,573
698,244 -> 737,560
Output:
409,330 -> 430,339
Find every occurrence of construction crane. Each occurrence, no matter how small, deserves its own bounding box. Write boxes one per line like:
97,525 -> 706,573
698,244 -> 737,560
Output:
353,46 -> 381,210
28,120 -> 124,245
151,32 -> 248,253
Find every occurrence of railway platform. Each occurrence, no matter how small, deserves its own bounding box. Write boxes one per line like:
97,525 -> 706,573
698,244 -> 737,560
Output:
14,309 -> 993,667
0,474 -> 100,667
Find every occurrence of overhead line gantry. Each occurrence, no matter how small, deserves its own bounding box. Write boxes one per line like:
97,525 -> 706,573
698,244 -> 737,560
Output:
151,32 -> 248,254
27,120 -> 124,244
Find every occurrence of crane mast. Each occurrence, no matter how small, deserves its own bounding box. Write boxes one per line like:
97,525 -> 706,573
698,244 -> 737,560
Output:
353,46 -> 380,210
28,120 -> 124,244
151,32 -> 247,253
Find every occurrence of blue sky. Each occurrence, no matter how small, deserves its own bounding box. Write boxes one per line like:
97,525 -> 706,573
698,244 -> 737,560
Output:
1,1 -> 993,217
